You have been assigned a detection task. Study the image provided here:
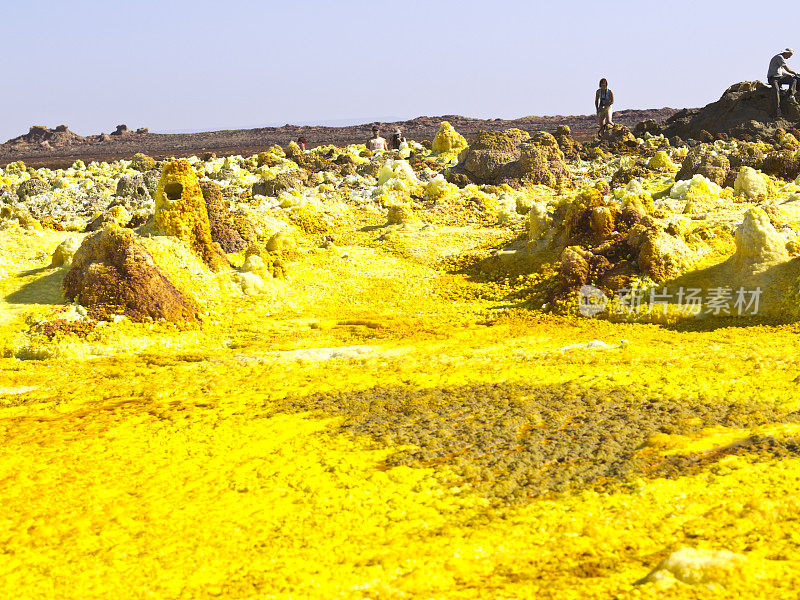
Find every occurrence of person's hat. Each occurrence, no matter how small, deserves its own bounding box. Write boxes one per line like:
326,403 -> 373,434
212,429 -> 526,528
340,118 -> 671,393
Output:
395,128 -> 402,135
371,125 -> 380,131
784,48 -> 795,55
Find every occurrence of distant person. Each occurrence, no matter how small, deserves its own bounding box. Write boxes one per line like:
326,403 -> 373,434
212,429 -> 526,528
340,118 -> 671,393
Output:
297,136 -> 307,151
390,128 -> 406,150
767,48 -> 799,118
367,126 -> 388,152
595,78 -> 614,135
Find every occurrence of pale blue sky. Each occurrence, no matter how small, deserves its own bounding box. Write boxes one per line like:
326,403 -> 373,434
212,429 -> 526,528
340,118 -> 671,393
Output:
2,0 -> 799,140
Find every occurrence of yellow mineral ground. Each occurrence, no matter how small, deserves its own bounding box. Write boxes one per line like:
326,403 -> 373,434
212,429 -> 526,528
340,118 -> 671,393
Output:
3,136 -> 800,599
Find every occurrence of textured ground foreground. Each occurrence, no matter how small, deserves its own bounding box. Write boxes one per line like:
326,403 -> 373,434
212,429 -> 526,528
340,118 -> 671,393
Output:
3,132 -> 800,598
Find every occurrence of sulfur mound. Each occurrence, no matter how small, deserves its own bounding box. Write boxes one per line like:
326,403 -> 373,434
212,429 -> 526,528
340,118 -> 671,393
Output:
733,207 -> 788,271
554,124 -> 582,160
648,150 -> 677,171
200,181 -> 256,253
431,121 -> 467,156
386,203 -> 418,225
675,144 -> 731,186
130,153 -> 157,172
50,235 -> 81,267
148,159 -> 228,271
637,229 -> 695,282
63,224 -> 198,323
243,243 -> 286,279
733,167 -> 768,200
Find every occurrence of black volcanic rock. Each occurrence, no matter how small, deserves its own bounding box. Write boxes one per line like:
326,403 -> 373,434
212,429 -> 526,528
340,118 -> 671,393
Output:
646,81 -> 800,141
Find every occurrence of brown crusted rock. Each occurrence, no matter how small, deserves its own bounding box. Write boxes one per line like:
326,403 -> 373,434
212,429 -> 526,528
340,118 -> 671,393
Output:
728,142 -> 765,172
519,132 -> 572,187
17,177 -> 49,199
593,124 -> 639,154
558,246 -> 591,289
558,188 -> 620,246
762,151 -> 800,180
447,129 -> 530,184
356,159 -> 383,178
200,181 -> 256,253
637,230 -> 694,282
658,81 -> 800,141
611,165 -> 650,187
461,129 -> 529,182
633,119 -> 662,137
63,224 -> 198,323
473,129 -> 531,152
252,170 -> 308,196
590,206 -> 614,237
149,159 -> 229,271
554,124 -> 582,160
448,128 -> 571,188
675,144 -> 731,186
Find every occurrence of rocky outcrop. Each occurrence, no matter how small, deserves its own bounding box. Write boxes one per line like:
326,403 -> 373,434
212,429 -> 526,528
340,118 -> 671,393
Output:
5,125 -> 85,148
646,81 -> 800,141
762,149 -> 800,180
63,224 -> 198,323
447,129 -> 571,188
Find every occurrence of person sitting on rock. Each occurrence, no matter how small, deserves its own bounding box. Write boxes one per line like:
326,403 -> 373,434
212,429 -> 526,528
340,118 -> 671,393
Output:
595,78 -> 614,136
367,126 -> 388,152
390,128 -> 407,150
768,48 -> 799,118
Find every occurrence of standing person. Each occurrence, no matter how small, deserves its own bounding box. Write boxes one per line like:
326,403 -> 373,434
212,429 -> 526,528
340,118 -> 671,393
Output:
390,128 -> 406,150
767,48 -> 799,118
595,78 -> 614,136
297,136 -> 307,151
366,126 -> 388,152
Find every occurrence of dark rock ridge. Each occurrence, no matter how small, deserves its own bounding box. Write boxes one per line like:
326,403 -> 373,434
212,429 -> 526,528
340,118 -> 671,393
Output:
0,108 -> 678,170
636,81 -> 800,142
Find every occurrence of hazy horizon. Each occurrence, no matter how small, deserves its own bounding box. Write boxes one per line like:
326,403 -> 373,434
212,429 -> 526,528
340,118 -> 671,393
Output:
3,0 -> 798,141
